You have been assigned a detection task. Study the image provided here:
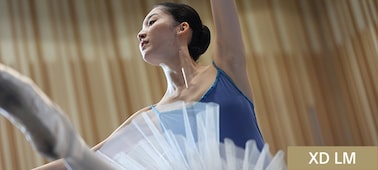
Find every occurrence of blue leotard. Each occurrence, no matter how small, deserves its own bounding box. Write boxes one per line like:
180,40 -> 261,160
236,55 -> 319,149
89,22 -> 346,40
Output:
199,63 -> 264,150
155,63 -> 264,150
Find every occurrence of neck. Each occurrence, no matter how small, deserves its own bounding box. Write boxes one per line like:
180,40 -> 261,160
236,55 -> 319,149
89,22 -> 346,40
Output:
159,52 -> 198,100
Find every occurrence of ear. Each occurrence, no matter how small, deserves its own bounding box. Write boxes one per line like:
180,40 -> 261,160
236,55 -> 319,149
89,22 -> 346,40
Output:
177,22 -> 190,34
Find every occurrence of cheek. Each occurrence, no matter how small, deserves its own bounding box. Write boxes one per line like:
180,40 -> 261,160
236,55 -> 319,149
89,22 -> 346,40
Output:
152,23 -> 176,40
152,30 -> 177,50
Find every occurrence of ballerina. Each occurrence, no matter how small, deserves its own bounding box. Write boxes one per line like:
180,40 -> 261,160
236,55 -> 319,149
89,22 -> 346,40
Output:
1,0 -> 286,169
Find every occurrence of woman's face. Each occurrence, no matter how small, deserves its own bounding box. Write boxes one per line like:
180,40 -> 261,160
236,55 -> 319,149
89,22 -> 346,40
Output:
137,7 -> 180,65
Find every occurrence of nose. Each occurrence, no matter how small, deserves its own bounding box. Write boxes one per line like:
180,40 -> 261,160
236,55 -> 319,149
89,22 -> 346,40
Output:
137,30 -> 146,41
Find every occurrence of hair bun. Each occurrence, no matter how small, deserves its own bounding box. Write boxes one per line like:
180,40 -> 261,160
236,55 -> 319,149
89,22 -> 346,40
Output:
189,25 -> 211,61
198,25 -> 211,55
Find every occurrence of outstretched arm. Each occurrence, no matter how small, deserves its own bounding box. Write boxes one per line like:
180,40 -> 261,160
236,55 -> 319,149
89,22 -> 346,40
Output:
32,160 -> 66,170
0,64 -> 116,170
210,0 -> 253,98
33,142 -> 107,170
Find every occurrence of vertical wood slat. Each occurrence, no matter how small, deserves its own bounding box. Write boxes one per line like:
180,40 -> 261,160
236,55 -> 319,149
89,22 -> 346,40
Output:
0,0 -> 377,169
298,0 -> 335,145
270,0 -> 316,146
347,0 -> 378,144
49,0 -> 84,136
65,0 -> 98,145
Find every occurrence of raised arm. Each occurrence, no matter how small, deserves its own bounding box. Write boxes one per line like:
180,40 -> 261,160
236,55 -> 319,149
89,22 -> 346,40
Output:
210,0 -> 253,98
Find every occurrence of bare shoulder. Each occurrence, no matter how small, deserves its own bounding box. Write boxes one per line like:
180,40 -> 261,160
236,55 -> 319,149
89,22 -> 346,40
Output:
213,61 -> 253,100
201,64 -> 217,75
202,63 -> 252,101
116,106 -> 151,130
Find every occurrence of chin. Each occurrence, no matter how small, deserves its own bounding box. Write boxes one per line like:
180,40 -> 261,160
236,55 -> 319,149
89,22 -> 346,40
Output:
142,55 -> 160,66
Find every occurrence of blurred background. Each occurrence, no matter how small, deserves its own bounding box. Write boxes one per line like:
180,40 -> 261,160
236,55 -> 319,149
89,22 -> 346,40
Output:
0,0 -> 377,169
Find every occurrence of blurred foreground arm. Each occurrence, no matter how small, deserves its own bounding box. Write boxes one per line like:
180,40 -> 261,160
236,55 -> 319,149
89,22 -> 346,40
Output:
0,64 -> 116,170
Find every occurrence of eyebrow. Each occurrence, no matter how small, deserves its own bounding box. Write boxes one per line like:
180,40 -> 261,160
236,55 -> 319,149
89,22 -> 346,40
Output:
145,13 -> 158,24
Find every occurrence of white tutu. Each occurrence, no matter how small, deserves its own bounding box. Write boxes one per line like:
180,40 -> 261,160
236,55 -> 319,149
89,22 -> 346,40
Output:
96,101 -> 287,170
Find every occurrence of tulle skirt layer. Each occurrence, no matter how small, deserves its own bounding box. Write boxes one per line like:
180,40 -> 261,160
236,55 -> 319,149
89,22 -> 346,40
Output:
96,102 -> 287,170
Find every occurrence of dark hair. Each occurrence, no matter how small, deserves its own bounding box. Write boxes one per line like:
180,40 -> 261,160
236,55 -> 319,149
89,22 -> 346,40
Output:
155,2 -> 211,61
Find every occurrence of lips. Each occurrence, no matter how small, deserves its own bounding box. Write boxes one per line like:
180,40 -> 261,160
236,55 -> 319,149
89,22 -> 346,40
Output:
140,41 -> 148,49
